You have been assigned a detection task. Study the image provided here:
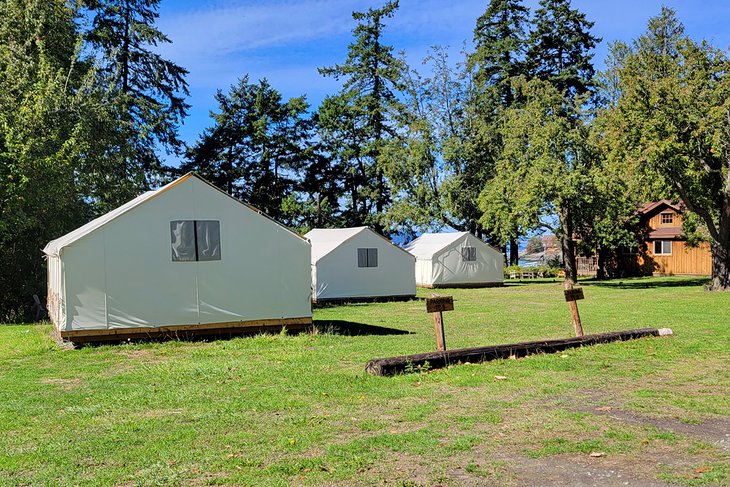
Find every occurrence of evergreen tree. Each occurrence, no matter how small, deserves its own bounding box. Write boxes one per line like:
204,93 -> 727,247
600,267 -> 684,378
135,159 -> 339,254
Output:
85,0 -> 189,188
318,1 -> 405,233
183,77 -> 312,226
525,0 -> 600,98
480,77 -> 595,285
468,0 -> 530,105
468,0 -> 530,263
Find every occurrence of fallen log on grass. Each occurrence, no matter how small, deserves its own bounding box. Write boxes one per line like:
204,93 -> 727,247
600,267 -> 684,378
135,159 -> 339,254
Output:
365,327 -> 673,377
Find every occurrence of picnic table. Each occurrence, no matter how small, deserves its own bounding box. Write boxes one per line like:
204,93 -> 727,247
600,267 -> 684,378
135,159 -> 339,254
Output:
508,269 -> 544,279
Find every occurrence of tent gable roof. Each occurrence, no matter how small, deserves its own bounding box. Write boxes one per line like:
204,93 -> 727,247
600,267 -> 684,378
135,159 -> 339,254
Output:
305,227 -> 368,262
44,173 -> 305,256
305,227 -> 411,263
405,232 -> 501,259
405,232 -> 468,259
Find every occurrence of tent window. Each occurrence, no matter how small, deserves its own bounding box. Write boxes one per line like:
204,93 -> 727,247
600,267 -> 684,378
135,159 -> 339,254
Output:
462,246 -> 477,262
171,220 -> 221,262
196,220 -> 221,261
357,248 -> 378,267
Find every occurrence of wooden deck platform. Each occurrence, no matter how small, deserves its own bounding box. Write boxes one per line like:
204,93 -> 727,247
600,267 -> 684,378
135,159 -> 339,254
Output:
419,282 -> 504,289
56,317 -> 313,345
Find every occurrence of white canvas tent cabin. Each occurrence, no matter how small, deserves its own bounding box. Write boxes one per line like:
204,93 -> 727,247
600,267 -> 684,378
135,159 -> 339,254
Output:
305,227 -> 416,302
43,173 -> 312,344
405,232 -> 504,288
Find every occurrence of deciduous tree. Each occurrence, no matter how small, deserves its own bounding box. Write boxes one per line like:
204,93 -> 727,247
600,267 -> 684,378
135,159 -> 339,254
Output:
615,7 -> 730,290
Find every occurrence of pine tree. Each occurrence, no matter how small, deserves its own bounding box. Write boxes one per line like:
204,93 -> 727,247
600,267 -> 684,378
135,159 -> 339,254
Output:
318,1 -> 405,233
183,77 -> 312,226
85,0 -> 189,187
515,0 -> 600,283
469,0 -> 530,105
526,0 -> 600,98
481,77 -> 595,285
468,0 -> 530,263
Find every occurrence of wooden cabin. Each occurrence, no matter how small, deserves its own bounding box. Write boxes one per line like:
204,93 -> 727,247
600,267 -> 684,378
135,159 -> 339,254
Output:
616,200 -> 711,276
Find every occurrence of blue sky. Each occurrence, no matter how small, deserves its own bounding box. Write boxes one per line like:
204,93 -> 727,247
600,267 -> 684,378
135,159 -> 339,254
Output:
155,0 -> 730,151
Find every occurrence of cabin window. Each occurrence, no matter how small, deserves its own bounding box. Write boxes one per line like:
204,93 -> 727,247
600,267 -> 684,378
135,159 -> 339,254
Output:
461,246 -> 477,262
661,212 -> 674,224
357,248 -> 378,268
653,240 -> 672,255
171,220 -> 221,262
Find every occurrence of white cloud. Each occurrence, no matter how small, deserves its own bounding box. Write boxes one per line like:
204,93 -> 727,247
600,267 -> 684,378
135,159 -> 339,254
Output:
157,1 -> 360,65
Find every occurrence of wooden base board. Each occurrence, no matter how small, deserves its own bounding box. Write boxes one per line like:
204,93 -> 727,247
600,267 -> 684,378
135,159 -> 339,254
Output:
57,317 -> 313,344
418,282 -> 504,289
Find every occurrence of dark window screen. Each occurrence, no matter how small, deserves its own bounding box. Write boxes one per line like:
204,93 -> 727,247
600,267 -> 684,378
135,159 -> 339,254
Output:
357,248 -> 378,267
171,220 -> 221,261
462,246 -> 477,262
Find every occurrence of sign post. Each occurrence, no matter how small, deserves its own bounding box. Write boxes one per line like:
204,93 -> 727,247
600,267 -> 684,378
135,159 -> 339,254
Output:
563,285 -> 585,337
426,294 -> 454,352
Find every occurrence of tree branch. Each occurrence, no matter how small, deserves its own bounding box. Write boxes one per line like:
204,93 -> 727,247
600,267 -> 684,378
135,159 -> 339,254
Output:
674,179 -> 720,242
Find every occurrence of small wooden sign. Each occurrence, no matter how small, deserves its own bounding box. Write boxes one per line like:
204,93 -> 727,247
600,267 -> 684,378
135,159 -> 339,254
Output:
564,288 -> 585,302
426,296 -> 454,313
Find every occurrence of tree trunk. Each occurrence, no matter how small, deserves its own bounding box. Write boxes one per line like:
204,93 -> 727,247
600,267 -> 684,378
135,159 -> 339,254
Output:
502,245 -> 508,266
596,246 -> 608,280
559,205 -> 578,285
710,240 -> 730,290
316,192 -> 322,228
509,238 -> 519,266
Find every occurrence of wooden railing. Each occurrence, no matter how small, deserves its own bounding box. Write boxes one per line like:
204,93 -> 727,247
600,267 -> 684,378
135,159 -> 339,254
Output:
576,257 -> 598,275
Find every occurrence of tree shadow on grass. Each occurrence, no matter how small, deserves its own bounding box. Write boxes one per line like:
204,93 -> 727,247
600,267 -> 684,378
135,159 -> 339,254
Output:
312,320 -> 412,336
503,279 -> 563,287
312,296 -> 419,308
582,277 -> 709,289
69,321 -> 412,348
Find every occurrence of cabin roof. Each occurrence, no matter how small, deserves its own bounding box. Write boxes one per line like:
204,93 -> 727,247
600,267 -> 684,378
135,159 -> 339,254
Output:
638,199 -> 682,217
648,227 -> 683,239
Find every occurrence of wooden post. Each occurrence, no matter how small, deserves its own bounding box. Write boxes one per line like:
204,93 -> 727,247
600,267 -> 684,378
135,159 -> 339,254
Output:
568,300 -> 584,337
426,294 -> 454,352
433,310 -> 446,351
564,283 -> 585,337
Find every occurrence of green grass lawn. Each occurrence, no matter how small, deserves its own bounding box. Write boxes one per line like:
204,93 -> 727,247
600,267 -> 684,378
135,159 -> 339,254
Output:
1,277 -> 728,486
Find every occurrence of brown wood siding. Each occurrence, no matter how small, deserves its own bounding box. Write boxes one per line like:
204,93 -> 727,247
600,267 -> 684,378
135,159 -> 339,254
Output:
648,209 -> 682,229
642,241 -> 711,275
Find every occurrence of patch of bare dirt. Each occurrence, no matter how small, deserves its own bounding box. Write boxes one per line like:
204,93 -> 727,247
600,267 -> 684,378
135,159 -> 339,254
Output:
350,450 -> 445,487
590,406 -> 730,451
568,389 -> 730,451
495,451 -> 677,487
